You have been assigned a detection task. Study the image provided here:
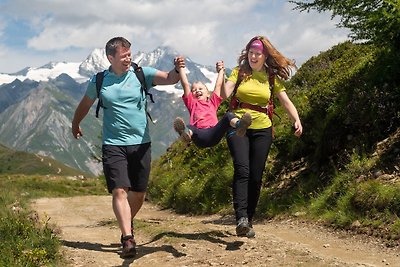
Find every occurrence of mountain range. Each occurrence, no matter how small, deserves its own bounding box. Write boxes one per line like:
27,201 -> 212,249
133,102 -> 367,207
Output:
0,46 -> 218,175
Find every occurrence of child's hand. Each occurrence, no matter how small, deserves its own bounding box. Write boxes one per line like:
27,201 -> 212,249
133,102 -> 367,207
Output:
216,61 -> 224,72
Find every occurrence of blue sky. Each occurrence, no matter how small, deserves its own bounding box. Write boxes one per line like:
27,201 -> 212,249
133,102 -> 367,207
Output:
0,0 -> 350,73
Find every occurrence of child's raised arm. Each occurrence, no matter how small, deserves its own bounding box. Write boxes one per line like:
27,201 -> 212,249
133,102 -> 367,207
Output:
179,66 -> 191,97
213,61 -> 225,98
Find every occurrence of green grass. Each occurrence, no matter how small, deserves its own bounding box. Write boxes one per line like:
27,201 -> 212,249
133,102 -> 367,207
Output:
0,143 -> 93,177
149,140 -> 233,214
0,174 -> 107,266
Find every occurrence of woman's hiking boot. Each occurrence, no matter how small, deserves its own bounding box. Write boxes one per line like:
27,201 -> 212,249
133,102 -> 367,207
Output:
235,217 -> 250,236
173,117 -> 191,142
247,220 -> 255,238
236,113 -> 252,137
236,217 -> 255,238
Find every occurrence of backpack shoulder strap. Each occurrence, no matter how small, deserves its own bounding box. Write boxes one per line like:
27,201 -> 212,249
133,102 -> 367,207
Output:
131,62 -> 154,103
95,70 -> 105,118
231,68 -> 244,98
267,67 -> 275,91
267,67 -> 281,120
131,62 -> 155,123
228,68 -> 244,112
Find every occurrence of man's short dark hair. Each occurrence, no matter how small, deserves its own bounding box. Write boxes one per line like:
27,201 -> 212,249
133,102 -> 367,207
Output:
105,37 -> 131,57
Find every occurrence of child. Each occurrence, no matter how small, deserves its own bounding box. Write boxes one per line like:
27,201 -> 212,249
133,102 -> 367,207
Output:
173,59 -> 251,148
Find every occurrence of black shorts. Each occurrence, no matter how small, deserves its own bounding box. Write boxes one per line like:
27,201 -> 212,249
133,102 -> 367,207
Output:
102,143 -> 151,193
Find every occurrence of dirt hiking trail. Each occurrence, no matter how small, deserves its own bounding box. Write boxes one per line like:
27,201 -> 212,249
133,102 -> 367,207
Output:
31,195 -> 400,267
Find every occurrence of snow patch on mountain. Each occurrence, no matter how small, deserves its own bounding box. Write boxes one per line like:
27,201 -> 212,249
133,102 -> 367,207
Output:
0,62 -> 88,85
154,85 -> 182,95
199,67 -> 219,89
0,73 -> 25,85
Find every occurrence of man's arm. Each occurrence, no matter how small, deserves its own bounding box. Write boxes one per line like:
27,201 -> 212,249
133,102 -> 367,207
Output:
152,56 -> 185,86
71,95 -> 96,139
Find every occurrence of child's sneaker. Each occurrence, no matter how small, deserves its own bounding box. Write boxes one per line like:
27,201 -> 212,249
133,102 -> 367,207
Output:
236,112 -> 252,137
173,117 -> 191,142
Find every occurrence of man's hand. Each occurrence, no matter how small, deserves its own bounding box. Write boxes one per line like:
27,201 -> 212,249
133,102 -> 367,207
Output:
72,123 -> 83,139
174,56 -> 185,70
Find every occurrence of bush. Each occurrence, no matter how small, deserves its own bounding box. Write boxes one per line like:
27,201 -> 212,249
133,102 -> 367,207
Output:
0,209 -> 61,266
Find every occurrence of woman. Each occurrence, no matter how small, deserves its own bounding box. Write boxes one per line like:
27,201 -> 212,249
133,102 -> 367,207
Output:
223,36 -> 303,238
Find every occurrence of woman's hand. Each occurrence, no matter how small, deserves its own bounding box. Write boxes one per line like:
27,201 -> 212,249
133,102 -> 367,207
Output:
216,61 -> 224,72
293,120 -> 303,137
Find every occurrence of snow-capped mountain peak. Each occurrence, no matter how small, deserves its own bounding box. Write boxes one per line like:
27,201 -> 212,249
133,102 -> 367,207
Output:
0,46 -> 216,95
78,48 -> 110,77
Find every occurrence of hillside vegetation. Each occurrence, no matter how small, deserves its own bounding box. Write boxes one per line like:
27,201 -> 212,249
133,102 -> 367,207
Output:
0,144 -> 107,266
0,143 -> 93,177
149,41 -> 400,245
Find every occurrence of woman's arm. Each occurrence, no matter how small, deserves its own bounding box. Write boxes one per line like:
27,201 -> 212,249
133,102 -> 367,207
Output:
276,91 -> 303,137
221,80 -> 235,100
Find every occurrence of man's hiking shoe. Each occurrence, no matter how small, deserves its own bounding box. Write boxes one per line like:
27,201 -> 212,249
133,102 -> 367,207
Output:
235,217 -> 250,237
236,112 -> 252,137
121,235 -> 136,258
173,117 -> 191,142
120,221 -> 134,243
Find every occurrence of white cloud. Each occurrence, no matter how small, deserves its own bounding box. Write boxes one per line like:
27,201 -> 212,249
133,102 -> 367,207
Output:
0,0 -> 350,73
0,20 -> 5,60
274,3 -> 349,66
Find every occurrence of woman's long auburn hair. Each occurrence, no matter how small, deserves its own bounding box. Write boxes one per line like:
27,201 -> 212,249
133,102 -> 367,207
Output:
237,36 -> 296,81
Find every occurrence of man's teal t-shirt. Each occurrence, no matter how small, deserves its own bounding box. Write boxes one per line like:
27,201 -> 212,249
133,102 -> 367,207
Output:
85,66 -> 157,145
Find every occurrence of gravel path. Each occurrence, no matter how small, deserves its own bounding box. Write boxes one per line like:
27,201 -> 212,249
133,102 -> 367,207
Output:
31,195 -> 400,267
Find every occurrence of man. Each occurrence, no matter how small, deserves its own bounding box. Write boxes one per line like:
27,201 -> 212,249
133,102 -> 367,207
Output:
71,37 -> 184,258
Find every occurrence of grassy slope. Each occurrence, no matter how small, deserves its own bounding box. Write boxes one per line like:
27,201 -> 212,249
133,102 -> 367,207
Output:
149,41 -> 400,245
0,143 -> 93,177
0,144 -> 107,266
